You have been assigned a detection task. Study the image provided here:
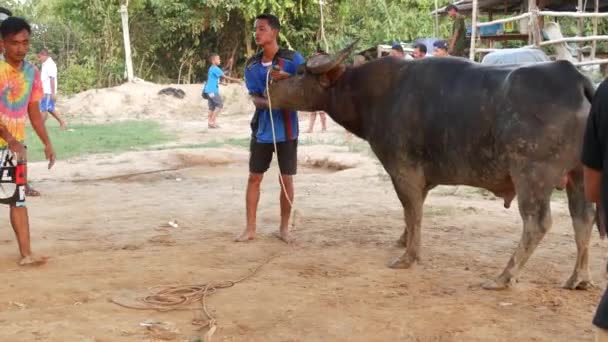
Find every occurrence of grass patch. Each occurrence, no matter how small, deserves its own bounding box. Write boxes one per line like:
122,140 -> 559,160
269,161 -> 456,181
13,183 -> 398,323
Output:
25,120 -> 173,161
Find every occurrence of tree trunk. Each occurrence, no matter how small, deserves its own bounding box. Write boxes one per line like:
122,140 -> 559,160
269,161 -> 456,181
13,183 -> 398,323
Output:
243,17 -> 254,57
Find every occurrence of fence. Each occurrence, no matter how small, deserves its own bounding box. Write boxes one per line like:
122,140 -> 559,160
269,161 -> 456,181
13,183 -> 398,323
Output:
468,0 -> 608,66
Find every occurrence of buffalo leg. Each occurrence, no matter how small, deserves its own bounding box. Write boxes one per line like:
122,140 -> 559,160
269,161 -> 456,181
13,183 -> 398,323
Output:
388,171 -> 426,269
563,168 -> 595,289
483,173 -> 554,290
396,187 -> 431,247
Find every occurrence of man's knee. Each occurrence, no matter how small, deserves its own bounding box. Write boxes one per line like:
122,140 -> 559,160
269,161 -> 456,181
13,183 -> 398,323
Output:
248,173 -> 263,185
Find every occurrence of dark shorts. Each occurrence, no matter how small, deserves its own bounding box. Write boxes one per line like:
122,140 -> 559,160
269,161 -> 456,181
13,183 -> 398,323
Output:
0,148 -> 27,207
205,93 -> 223,111
249,138 -> 298,175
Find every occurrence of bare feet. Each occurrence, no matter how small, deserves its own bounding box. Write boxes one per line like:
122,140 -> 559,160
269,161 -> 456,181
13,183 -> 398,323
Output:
234,229 -> 255,242
19,254 -> 48,267
25,186 -> 41,197
60,121 -> 68,130
273,230 -> 294,244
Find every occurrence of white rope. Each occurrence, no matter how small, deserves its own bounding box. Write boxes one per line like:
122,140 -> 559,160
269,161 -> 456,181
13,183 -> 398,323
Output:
265,68 -> 297,229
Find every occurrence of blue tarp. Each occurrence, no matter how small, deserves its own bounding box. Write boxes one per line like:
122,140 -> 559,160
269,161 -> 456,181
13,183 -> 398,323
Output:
481,48 -> 550,65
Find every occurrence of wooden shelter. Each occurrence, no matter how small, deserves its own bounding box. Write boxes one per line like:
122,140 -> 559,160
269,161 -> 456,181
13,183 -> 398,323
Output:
432,0 -> 608,65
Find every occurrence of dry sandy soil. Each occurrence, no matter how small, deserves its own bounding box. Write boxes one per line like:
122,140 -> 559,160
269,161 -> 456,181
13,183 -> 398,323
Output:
0,82 -> 607,342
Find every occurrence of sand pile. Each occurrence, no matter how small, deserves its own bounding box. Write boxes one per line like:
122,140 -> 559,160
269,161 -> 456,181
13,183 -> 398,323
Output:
59,79 -> 254,124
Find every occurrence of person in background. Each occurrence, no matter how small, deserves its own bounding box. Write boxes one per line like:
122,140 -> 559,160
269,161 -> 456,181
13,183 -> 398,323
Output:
236,13 -> 305,244
582,78 -> 608,342
0,17 -> 56,266
446,4 -> 467,57
433,40 -> 449,57
412,43 -> 427,59
38,49 -> 67,130
202,53 -> 242,129
0,8 -> 45,198
307,49 -> 328,133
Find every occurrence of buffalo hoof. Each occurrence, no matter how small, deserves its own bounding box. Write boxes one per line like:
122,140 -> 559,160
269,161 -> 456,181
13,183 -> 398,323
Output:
387,256 -> 416,269
563,274 -> 595,290
481,279 -> 511,291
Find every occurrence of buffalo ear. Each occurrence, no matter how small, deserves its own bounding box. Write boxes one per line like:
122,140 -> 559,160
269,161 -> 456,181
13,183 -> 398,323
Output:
318,65 -> 346,88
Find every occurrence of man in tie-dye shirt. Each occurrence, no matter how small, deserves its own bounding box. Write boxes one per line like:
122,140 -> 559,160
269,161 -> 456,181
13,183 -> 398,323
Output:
0,17 -> 56,266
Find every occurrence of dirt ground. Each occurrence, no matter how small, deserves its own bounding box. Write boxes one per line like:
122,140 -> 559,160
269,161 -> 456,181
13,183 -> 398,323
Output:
0,82 -> 607,341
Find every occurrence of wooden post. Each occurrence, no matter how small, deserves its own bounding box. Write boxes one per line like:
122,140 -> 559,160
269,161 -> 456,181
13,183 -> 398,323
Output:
592,0 -> 599,60
469,0 -> 479,61
528,0 -> 542,46
120,4 -> 134,82
319,0 -> 329,53
578,0 -> 584,61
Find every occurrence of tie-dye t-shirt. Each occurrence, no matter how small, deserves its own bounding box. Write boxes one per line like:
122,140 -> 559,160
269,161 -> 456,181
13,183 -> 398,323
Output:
0,60 -> 43,147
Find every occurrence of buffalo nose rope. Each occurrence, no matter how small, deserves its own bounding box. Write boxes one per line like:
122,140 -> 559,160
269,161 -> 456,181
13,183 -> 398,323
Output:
265,68 -> 297,229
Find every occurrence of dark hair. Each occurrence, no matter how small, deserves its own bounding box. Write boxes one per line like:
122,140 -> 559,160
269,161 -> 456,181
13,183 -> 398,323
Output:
414,43 -> 427,54
38,48 -> 49,55
0,16 -> 31,39
433,40 -> 448,50
316,48 -> 325,54
255,13 -> 281,31
446,4 -> 459,12
209,52 -> 219,63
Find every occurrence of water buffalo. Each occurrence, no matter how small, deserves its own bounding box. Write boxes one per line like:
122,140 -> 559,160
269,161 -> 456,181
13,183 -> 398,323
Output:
267,42 -> 597,290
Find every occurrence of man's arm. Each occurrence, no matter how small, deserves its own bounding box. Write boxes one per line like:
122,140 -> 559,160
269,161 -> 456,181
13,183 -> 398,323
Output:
582,84 -> 606,202
584,166 -> 602,203
0,124 -> 25,159
28,102 -> 55,169
221,75 -> 243,84
250,95 -> 268,109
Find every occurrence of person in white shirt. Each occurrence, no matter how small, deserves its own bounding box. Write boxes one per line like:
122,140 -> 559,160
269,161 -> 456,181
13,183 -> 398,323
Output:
38,49 -> 66,130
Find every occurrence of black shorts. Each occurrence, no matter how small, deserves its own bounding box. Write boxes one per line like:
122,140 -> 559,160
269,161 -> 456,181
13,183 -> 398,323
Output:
249,138 -> 298,175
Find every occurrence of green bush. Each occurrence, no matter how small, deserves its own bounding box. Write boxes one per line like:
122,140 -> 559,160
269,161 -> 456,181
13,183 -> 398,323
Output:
59,58 -> 98,95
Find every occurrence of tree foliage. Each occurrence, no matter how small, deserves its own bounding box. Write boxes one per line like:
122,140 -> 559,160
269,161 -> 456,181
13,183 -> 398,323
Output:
3,0 -> 479,94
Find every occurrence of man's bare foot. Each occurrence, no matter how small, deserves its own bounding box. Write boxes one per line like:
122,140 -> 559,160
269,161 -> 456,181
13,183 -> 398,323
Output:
273,230 -> 294,244
234,230 -> 256,242
60,121 -> 68,130
19,254 -> 48,267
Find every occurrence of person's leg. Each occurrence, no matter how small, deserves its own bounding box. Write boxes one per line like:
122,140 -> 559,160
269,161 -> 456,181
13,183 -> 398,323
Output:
25,184 -> 40,197
275,139 -> 297,243
207,98 -> 216,128
44,96 -> 66,129
320,111 -> 327,132
48,109 -> 67,130
235,172 -> 264,242
236,139 -> 273,242
10,203 -> 47,266
40,94 -> 50,123
212,96 -> 224,128
307,112 -> 317,133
